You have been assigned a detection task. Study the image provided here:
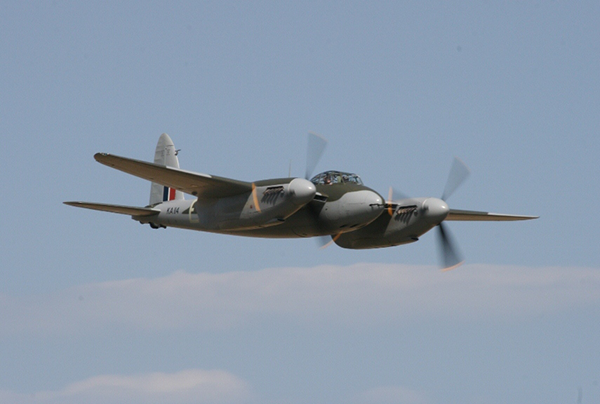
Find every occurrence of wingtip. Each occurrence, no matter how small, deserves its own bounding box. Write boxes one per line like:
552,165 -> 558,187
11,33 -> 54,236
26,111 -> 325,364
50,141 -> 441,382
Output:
517,215 -> 540,221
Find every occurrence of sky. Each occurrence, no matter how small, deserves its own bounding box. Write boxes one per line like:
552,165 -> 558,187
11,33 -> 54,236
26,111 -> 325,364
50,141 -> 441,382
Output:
1,1 -> 599,403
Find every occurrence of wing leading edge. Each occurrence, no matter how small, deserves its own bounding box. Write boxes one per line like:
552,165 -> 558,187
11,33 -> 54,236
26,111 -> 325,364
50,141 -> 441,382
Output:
446,209 -> 539,221
63,201 -> 159,216
94,153 -> 252,199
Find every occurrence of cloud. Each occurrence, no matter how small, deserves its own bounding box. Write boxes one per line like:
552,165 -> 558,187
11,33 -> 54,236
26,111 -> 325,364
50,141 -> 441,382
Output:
0,369 -> 251,404
354,385 -> 430,404
1,263 -> 599,335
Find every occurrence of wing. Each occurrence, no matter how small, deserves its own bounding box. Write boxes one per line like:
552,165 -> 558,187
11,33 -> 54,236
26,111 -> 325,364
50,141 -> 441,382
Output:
94,153 -> 252,199
64,201 -> 160,216
446,209 -> 539,221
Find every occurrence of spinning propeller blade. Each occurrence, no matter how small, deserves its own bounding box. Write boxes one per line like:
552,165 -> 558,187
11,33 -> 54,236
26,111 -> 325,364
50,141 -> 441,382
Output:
385,187 -> 411,216
441,157 -> 470,201
251,183 -> 261,212
318,233 -> 343,249
303,132 -> 334,248
434,158 -> 471,270
435,157 -> 471,270
437,222 -> 464,271
305,132 -> 328,180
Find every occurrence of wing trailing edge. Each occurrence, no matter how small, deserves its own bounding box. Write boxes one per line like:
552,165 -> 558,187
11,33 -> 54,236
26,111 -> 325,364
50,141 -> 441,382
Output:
446,209 -> 539,221
64,201 -> 160,217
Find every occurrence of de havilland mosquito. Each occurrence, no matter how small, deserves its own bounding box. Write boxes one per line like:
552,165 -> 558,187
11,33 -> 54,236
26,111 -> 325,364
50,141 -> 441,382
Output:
65,133 -> 537,270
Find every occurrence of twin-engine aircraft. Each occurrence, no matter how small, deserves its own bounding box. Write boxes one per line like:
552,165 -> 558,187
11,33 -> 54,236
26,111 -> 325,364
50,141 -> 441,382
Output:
65,133 -> 537,270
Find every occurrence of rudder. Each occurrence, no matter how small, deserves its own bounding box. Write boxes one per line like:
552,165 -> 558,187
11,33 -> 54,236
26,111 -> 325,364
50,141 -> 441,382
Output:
149,133 -> 185,206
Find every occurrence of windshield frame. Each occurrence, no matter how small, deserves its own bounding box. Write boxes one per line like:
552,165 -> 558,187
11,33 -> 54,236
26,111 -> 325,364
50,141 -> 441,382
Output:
310,171 -> 364,186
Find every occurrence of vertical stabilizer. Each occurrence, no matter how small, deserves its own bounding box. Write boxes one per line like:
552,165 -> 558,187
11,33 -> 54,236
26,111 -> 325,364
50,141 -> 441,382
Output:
149,133 -> 185,205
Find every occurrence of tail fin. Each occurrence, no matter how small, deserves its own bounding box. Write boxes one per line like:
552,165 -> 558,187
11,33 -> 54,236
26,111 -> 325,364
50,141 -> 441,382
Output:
149,133 -> 185,206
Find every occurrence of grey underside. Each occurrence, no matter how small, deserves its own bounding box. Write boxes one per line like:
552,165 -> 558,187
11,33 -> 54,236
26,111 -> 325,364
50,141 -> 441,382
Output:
63,201 -> 159,217
446,209 -> 538,221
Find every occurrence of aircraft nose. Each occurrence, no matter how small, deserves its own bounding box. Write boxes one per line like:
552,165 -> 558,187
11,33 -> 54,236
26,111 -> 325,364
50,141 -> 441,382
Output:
422,198 -> 450,225
289,178 -> 317,205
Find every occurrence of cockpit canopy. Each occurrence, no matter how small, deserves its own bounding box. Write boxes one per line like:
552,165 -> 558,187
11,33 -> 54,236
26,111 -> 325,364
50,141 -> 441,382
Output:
310,171 -> 364,186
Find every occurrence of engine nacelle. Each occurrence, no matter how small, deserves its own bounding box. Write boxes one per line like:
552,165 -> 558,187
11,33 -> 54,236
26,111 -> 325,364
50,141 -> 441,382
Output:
334,197 -> 448,249
190,178 -> 317,231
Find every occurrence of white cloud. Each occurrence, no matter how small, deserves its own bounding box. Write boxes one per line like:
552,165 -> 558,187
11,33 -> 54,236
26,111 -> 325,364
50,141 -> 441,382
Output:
354,385 -> 430,404
0,369 -> 251,404
1,263 -> 599,335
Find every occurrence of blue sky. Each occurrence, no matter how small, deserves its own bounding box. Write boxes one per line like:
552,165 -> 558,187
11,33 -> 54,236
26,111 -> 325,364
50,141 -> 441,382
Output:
1,1 -> 599,403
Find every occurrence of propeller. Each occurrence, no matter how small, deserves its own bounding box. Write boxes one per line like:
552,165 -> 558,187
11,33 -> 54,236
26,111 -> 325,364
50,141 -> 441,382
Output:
302,132 -> 335,248
386,157 -> 471,271
435,157 -> 470,271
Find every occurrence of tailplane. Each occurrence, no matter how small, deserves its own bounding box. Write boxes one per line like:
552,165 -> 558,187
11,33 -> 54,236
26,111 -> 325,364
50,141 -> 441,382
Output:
149,133 -> 185,206
64,201 -> 159,217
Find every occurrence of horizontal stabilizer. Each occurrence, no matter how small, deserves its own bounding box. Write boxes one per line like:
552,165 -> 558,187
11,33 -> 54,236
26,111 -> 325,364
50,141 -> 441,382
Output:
64,201 -> 160,217
446,209 -> 539,221
94,153 -> 252,199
